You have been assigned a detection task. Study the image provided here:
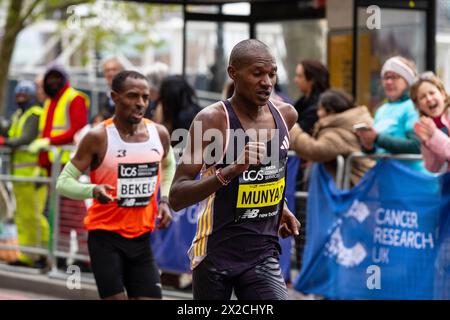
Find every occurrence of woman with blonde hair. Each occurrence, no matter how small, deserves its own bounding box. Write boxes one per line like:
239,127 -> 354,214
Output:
412,72 -> 450,173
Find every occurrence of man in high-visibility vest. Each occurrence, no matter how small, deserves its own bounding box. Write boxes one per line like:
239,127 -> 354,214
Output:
28,63 -> 89,270
0,80 -> 48,267
29,62 -> 89,173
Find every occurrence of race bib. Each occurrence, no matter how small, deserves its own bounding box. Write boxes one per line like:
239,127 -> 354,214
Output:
235,159 -> 286,221
117,162 -> 158,207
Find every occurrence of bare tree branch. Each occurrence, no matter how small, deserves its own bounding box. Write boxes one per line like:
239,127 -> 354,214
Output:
22,0 -> 92,27
45,0 -> 92,15
19,0 -> 44,26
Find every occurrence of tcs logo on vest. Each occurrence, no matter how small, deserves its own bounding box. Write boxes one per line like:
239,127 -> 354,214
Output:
120,166 -> 138,177
242,170 -> 264,182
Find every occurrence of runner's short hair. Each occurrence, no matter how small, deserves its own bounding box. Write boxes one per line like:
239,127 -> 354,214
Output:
112,70 -> 148,93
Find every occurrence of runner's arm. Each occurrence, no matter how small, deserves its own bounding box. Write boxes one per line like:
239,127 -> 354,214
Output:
56,128 -> 107,200
155,124 -> 176,200
56,161 -> 96,199
169,105 -> 240,211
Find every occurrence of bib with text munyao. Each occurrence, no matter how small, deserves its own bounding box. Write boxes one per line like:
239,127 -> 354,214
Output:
235,159 -> 286,221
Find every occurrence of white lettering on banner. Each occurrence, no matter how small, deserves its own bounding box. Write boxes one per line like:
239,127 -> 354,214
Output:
325,201 -> 435,268
375,208 -> 419,229
372,247 -> 390,264
373,227 -> 434,249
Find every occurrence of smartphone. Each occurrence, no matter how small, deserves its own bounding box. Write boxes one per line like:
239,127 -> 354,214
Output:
352,122 -> 370,131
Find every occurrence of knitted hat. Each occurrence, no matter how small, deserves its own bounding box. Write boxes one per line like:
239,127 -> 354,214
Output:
14,80 -> 36,96
381,56 -> 417,86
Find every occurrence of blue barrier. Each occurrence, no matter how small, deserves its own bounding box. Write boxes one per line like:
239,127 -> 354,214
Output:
151,156 -> 300,279
294,160 -> 450,299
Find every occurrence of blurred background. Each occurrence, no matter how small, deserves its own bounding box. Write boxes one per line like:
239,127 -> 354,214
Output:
0,0 -> 448,117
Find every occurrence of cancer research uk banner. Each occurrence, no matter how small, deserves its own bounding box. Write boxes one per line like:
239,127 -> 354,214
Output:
294,160 -> 450,299
151,156 -> 300,277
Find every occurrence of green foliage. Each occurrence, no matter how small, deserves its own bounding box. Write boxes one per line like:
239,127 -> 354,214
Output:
60,1 -> 176,64
0,0 -> 178,114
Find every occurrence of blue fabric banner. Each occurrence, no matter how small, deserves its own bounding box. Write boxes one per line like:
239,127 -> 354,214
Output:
279,156 -> 300,281
294,160 -> 450,299
152,156 -> 300,279
151,204 -> 199,274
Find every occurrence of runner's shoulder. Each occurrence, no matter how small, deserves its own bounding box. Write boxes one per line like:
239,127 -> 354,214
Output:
152,122 -> 171,151
81,123 -> 107,146
193,101 -> 227,132
271,100 -> 298,130
153,122 -> 170,141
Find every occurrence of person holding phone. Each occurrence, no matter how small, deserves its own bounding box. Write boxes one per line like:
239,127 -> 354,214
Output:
290,89 -> 375,187
355,56 -> 425,172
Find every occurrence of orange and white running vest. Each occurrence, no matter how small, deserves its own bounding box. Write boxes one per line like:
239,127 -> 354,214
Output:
84,118 -> 163,238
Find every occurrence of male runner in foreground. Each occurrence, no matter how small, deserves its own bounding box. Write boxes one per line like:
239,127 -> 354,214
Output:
170,39 -> 300,300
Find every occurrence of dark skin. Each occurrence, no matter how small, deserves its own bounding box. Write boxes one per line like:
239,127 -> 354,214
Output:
70,77 -> 172,300
169,48 -> 300,238
44,71 -> 65,97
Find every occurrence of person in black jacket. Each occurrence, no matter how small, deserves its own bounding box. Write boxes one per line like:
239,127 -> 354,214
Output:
293,60 -> 329,135
159,75 -> 201,136
292,59 -> 329,271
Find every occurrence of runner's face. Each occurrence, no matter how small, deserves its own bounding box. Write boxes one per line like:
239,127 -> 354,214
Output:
113,78 -> 150,125
232,51 -> 277,107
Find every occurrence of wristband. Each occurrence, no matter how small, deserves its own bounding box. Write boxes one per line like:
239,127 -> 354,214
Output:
215,168 -> 230,186
159,197 -> 170,206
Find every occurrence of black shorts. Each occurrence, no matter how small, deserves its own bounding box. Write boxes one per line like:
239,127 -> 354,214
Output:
192,256 -> 288,300
87,230 -> 162,299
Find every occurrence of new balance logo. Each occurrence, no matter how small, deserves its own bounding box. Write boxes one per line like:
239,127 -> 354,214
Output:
242,209 -> 259,219
280,135 -> 289,150
122,198 -> 136,206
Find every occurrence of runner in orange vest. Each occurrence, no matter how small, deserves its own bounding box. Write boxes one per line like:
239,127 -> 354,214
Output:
56,70 -> 175,300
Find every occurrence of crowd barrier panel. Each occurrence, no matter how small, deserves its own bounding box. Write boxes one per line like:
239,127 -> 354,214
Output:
342,152 -> 423,190
1,146 -> 347,286
0,146 -> 61,272
49,145 -> 91,275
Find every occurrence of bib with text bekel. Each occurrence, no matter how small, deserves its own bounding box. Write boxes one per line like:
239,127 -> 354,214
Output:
117,162 -> 158,207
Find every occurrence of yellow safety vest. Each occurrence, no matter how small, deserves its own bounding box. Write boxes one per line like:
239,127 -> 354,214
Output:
8,106 -> 43,176
38,87 -> 90,164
